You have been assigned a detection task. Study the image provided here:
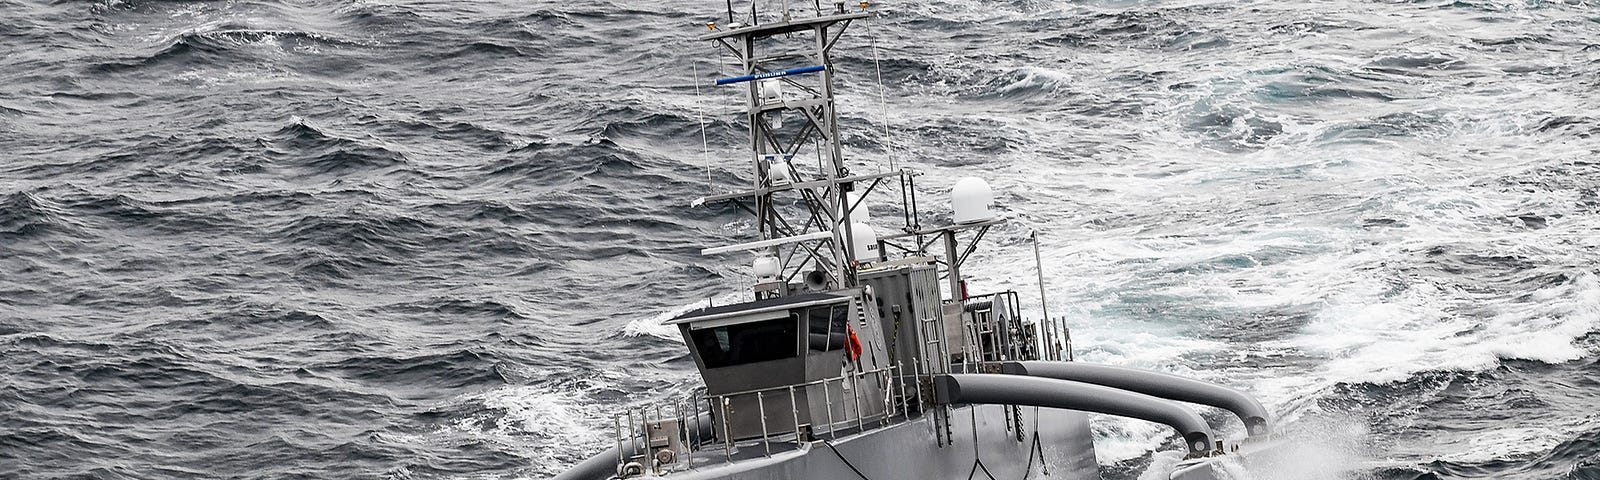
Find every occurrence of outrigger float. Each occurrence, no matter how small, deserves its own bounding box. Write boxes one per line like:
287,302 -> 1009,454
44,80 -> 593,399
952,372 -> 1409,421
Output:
557,2 -> 1285,479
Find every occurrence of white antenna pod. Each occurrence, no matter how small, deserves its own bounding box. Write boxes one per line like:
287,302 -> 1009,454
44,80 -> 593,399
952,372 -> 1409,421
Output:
753,255 -> 781,281
766,155 -> 793,186
845,192 -> 870,224
951,177 -> 995,224
850,222 -> 880,262
760,79 -> 783,129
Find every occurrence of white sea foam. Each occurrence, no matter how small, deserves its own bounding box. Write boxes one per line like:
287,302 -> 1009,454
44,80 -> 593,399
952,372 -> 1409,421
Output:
1434,426 -> 1572,465
621,291 -> 749,341
1287,271 -> 1600,387
398,386 -> 611,477
584,1 -> 1600,475
1094,416 -> 1188,465
941,117 -> 1600,468
1132,416 -> 1375,480
1137,451 -> 1187,480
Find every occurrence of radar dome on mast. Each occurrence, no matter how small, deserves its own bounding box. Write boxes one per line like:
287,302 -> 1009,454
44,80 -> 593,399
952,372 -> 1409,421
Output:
845,193 -> 878,262
846,192 -> 870,224
850,222 -> 880,262
951,177 -> 995,224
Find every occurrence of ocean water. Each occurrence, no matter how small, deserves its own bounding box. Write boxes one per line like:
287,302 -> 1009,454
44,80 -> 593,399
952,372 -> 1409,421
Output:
2,0 -> 1599,479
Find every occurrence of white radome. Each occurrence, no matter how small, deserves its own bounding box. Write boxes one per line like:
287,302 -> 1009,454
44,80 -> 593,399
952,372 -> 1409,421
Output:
847,192 -> 870,224
753,255 -> 781,280
850,222 -> 880,262
951,177 -> 995,224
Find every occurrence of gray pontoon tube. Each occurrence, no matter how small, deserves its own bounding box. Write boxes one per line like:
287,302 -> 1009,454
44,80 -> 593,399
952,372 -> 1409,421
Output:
554,412 -> 716,480
934,373 -> 1214,454
1002,361 -> 1272,436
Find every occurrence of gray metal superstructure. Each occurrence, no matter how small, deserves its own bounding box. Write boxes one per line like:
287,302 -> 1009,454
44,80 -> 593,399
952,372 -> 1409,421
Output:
554,2 -> 1287,479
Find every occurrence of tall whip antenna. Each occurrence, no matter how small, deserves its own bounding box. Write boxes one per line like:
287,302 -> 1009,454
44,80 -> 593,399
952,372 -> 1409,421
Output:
1031,230 -> 1061,360
693,59 -> 712,186
865,18 -> 894,172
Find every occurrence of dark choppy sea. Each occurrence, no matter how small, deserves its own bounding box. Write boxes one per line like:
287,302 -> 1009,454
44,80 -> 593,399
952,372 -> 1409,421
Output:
3,0 -> 1599,478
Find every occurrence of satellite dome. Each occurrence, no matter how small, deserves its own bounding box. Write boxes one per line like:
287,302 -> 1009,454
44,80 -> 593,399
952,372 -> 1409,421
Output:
846,192 -> 870,224
850,222 -> 880,262
951,177 -> 995,224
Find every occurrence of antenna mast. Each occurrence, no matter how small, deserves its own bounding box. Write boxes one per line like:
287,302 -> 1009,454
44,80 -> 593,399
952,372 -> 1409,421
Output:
695,1 -> 899,292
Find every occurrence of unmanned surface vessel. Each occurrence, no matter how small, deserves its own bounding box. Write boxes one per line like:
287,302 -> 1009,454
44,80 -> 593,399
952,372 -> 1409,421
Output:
556,2 -> 1282,479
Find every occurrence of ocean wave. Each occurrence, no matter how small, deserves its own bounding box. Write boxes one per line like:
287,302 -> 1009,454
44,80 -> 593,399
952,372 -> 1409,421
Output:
266,119 -> 410,175
597,109 -> 709,141
423,385 -> 611,476
264,247 -> 377,283
382,297 -> 535,324
440,41 -> 529,59
1079,9 -> 1189,39
622,291 -> 749,341
317,348 -> 507,397
1251,65 -> 1396,103
471,9 -> 580,46
1317,356 -> 1600,479
0,102 -> 30,117
1182,100 -> 1285,151
478,137 -> 712,204
1366,53 -> 1471,76
63,192 -> 237,235
135,305 -> 341,340
273,212 -> 435,257
91,24 -> 363,73
973,66 -> 1074,101
1272,265 -> 1599,406
0,190 -> 79,238
901,116 -> 1021,160
332,1 -> 425,30
1533,114 -> 1599,137
379,118 -> 522,152
1314,111 -> 1450,145
7,0 -> 1600,478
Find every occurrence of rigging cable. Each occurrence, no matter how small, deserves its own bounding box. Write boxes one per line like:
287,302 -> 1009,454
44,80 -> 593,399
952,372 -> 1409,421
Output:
824,439 -> 872,479
865,14 -> 919,244
824,414 -> 1042,480
864,14 -> 895,173
965,407 -> 999,480
694,58 -> 713,187
1018,430 -> 1043,480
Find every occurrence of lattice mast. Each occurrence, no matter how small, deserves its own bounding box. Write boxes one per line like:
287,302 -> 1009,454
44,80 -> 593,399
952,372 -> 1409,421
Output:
697,1 -> 888,291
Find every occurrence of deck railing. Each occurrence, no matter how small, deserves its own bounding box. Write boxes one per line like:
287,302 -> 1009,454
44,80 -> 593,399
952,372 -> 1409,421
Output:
956,290 -> 1071,366
606,290 -> 1072,476
609,364 -> 909,477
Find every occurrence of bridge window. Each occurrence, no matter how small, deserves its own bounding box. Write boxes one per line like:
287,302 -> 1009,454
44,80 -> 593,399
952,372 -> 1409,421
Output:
689,318 -> 798,368
807,304 -> 849,351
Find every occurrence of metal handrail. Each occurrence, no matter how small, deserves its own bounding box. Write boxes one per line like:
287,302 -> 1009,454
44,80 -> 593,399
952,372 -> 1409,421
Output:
608,364 -> 908,477
710,364 -> 895,398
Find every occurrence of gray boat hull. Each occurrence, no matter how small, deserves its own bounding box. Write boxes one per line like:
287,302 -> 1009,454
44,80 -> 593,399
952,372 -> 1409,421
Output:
655,404 -> 1099,479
